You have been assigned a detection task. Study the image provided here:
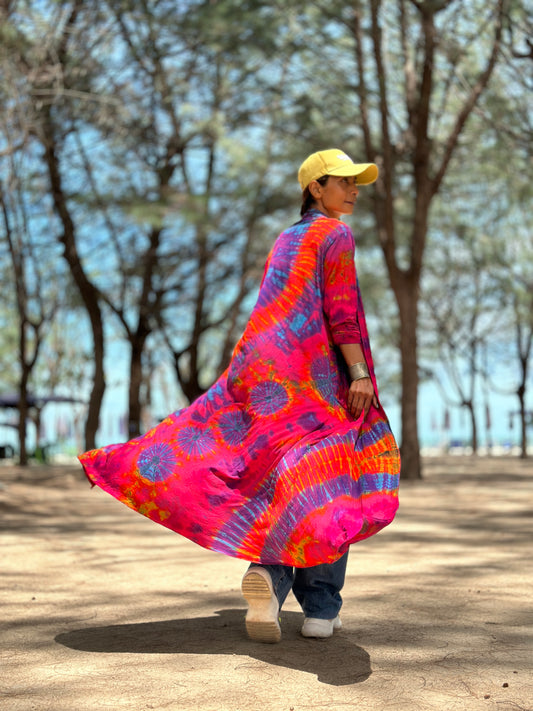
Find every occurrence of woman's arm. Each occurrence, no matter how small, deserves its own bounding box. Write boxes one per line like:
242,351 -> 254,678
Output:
339,343 -> 379,419
322,224 -> 377,419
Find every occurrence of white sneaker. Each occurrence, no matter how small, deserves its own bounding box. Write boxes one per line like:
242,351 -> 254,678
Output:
241,567 -> 281,643
301,615 -> 342,639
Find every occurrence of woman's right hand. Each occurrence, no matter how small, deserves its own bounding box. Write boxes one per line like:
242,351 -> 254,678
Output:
347,377 -> 378,419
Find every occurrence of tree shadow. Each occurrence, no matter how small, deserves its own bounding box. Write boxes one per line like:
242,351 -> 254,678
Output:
55,608 -> 371,686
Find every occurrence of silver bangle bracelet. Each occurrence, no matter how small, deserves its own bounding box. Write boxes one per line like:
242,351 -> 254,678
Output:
349,362 -> 370,382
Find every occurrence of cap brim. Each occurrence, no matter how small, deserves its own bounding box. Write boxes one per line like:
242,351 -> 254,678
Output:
328,163 -> 378,185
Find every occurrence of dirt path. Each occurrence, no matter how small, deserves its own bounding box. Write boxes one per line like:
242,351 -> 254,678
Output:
1,456 -> 531,711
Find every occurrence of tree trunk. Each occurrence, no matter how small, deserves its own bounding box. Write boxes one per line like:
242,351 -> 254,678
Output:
34,408 -> 43,455
352,0 -> 504,479
125,224 -> 162,437
517,383 -> 528,459
128,336 -> 147,438
84,321 -> 105,451
17,364 -> 29,466
396,281 -> 421,479
465,401 -> 478,454
41,110 -> 105,451
1,187 -> 35,465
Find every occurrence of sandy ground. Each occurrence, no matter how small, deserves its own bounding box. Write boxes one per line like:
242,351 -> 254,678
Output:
0,455 -> 532,711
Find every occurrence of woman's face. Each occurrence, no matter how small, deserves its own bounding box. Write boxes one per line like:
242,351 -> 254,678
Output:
310,175 -> 359,220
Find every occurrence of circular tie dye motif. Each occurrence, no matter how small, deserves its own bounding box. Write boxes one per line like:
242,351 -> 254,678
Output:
138,443 -> 176,483
176,426 -> 216,458
218,410 -> 252,446
249,381 -> 289,416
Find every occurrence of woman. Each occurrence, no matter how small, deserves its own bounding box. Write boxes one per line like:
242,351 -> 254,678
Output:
79,148 -> 400,644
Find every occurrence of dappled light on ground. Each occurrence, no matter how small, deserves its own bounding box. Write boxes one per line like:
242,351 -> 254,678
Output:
1,456 -> 531,710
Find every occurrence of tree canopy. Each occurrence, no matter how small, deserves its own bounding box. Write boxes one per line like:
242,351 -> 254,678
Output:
0,0 -> 531,469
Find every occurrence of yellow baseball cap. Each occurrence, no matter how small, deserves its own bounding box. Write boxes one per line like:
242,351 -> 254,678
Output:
298,149 -> 378,191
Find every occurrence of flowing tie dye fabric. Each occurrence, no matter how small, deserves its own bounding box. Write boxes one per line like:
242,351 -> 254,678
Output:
79,210 -> 400,566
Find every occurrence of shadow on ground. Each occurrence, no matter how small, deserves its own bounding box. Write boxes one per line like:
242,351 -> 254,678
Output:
55,608 -> 371,686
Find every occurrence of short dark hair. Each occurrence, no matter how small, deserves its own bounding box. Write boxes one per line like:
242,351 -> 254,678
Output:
300,175 -> 329,216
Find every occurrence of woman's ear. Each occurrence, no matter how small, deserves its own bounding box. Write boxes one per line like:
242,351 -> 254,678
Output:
308,180 -> 322,199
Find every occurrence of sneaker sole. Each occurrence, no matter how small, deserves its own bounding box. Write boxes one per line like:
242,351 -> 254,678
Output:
242,572 -> 281,643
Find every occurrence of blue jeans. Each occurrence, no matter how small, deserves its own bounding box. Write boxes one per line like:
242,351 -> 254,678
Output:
249,552 -> 348,619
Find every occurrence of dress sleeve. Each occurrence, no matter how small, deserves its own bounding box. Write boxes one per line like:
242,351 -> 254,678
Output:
322,223 -> 361,345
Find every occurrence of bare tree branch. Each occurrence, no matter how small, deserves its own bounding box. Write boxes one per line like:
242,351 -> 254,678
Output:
431,0 -> 505,195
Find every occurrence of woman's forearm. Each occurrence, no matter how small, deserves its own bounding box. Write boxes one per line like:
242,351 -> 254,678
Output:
339,343 -> 366,370
339,343 -> 377,417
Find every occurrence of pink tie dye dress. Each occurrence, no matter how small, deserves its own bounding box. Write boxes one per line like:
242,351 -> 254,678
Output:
79,210 -> 400,566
